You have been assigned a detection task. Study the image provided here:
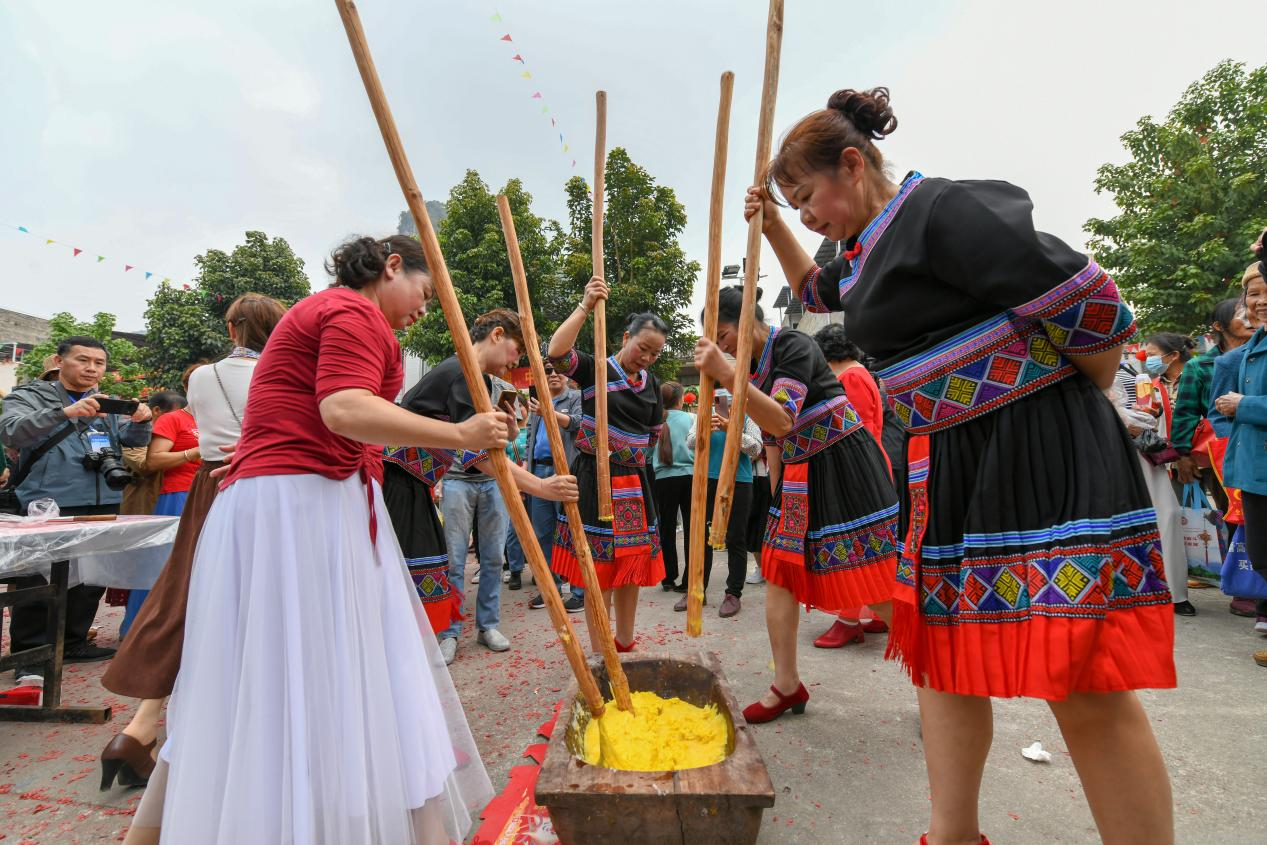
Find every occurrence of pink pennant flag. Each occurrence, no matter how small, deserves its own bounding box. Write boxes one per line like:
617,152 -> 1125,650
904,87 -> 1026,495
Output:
532,92 -> 542,99
125,264 -> 134,272
571,160 -> 577,167
500,33 -> 513,42
512,54 -> 524,63
73,248 -> 82,257
182,283 -> 191,290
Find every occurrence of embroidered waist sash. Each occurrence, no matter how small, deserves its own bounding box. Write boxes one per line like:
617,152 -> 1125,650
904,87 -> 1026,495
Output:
770,395 -> 863,464
576,417 -> 651,467
611,474 -> 653,559
383,446 -> 455,488
878,263 -> 1135,435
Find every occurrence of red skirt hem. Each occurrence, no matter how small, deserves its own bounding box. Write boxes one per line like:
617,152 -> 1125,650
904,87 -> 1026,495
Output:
760,549 -> 896,613
421,590 -> 463,636
552,544 -> 665,591
884,588 -> 1177,700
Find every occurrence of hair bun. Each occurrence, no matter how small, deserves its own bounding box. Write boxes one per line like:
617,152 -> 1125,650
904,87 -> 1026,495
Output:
328,236 -> 388,289
826,87 -> 897,140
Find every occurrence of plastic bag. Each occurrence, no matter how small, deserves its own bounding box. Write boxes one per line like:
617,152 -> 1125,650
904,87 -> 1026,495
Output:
1220,525 -> 1267,599
1180,483 -> 1227,585
0,497 -> 60,525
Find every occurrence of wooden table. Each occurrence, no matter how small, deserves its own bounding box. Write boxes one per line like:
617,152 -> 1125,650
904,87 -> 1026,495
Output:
0,515 -> 177,723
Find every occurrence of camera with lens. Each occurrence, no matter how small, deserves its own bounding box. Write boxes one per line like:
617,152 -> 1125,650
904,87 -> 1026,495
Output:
81,449 -> 134,490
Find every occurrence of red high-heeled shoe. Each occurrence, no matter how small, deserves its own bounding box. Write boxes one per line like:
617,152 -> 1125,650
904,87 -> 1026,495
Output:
862,618 -> 889,634
742,682 -> 809,724
614,638 -> 635,653
918,834 -> 991,844
813,620 -> 864,648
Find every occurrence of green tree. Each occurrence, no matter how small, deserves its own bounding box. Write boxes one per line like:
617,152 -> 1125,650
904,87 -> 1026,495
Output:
16,312 -> 147,399
141,231 -> 311,389
1086,60 -> 1267,333
557,148 -> 700,380
401,172 -> 563,363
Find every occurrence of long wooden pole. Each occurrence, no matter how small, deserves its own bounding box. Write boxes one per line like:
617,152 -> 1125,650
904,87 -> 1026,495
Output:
497,195 -> 634,712
712,0 -> 784,543
333,0 -> 603,716
687,72 -> 735,638
592,91 -> 613,523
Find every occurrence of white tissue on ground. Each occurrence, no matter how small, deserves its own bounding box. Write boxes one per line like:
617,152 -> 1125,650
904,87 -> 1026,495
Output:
1021,741 -> 1052,763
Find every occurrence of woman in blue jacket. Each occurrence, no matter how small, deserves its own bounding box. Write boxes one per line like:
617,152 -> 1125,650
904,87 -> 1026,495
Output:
1213,259 -> 1267,666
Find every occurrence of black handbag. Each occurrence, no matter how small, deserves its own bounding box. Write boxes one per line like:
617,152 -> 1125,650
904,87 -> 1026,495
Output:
0,422 -> 78,514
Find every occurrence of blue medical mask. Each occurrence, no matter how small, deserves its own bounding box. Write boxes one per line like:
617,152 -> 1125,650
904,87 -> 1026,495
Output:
1143,355 -> 1168,376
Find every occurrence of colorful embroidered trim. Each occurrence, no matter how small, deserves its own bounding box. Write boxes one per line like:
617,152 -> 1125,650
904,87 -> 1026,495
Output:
611,474 -> 653,559
766,497 -> 900,576
749,327 -> 780,387
878,263 -> 1136,434
1012,262 -> 1137,356
550,348 -> 580,377
580,355 -> 651,399
554,513 -> 662,563
772,395 -> 863,464
405,554 -> 451,604
770,377 -> 808,420
383,445 -> 455,488
575,417 -> 651,467
800,172 -> 926,314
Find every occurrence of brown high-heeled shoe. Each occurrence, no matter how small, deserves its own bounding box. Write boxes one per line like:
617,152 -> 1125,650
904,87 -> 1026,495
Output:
100,734 -> 156,790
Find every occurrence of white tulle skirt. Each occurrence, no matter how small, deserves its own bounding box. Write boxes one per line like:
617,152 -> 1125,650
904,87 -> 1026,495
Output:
159,474 -> 492,844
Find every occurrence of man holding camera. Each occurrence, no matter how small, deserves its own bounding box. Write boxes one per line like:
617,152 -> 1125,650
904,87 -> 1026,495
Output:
0,336 -> 152,677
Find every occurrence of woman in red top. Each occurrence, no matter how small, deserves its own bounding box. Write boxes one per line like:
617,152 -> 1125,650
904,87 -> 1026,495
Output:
144,236 -> 507,845
810,322 -> 894,649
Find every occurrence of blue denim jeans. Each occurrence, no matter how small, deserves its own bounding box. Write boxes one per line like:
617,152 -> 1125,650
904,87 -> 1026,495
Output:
526,462 -> 584,599
440,476 -> 507,638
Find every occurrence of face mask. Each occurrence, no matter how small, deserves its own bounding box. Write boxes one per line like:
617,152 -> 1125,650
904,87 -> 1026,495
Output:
1144,355 -> 1167,376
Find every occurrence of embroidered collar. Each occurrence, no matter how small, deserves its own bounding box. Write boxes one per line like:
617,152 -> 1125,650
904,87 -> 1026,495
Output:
226,346 -> 261,360
837,171 -> 925,298
750,326 -> 779,386
607,355 -> 648,393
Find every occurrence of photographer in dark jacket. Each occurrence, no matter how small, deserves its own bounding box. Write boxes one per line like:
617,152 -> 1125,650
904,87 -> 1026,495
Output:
0,336 -> 153,677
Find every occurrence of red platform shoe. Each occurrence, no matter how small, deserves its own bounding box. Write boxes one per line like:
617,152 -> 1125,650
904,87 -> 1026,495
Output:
862,618 -> 889,634
813,620 -> 864,648
918,834 -> 991,845
742,683 -> 809,724
614,638 -> 636,653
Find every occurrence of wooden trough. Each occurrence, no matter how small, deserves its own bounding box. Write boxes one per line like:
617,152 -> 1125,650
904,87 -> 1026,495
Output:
536,651 -> 776,845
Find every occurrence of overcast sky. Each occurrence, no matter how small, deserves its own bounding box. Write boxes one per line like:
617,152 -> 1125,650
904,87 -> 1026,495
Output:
2,0 -> 1261,334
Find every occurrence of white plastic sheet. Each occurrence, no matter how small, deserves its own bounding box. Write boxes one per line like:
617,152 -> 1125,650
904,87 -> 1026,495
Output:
0,515 -> 178,588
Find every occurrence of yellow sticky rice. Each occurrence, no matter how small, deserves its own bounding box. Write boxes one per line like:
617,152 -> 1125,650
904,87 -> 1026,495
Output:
580,691 -> 728,771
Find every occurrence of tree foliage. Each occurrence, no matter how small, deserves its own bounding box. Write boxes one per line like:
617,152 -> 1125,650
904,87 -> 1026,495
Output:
401,172 -> 563,363
1086,60 -> 1267,333
16,312 -> 146,399
141,231 -> 311,389
556,148 -> 700,381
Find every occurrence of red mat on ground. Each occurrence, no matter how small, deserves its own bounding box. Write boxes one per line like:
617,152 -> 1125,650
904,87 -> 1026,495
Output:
469,701 -> 564,845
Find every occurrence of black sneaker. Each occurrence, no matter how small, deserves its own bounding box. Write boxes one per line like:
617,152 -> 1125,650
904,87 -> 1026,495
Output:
528,593 -> 546,610
563,594 -> 585,613
508,571 -> 523,591
62,642 -> 116,663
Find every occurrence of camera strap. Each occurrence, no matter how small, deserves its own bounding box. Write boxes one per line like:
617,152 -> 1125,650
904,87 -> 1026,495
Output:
6,422 -> 77,492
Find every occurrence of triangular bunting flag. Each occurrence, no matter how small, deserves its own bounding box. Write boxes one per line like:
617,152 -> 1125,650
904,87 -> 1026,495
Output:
532,92 -> 542,99
97,256 -> 106,262
571,160 -> 577,167
73,248 -> 82,257
17,226 -> 29,233
559,133 -> 564,142
500,33 -> 513,42
490,12 -> 502,22
551,118 -> 556,126
512,53 -> 524,63
182,283 -> 191,290
125,264 -> 134,272
542,105 -> 549,114
563,144 -> 569,152
521,71 -> 532,79
45,239 -> 55,245
145,271 -> 153,280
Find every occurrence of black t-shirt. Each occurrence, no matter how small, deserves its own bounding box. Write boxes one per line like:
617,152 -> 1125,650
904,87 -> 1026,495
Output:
399,355 -> 494,473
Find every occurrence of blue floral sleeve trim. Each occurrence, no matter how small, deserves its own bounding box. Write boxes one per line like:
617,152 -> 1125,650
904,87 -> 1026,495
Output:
770,377 -> 808,422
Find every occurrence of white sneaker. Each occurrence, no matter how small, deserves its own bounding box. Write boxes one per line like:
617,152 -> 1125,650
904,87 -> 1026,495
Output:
1255,617 -> 1267,635
477,628 -> 511,652
502,569 -> 511,583
745,568 -> 765,585
439,637 -> 458,665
